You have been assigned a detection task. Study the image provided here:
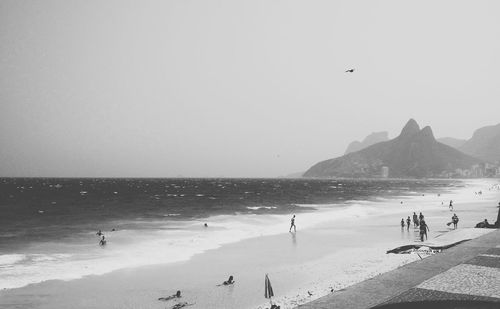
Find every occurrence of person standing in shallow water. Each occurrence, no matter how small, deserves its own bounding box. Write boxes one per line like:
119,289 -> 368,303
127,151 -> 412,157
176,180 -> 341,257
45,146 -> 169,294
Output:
419,220 -> 429,241
413,212 -> 419,227
401,218 -> 405,229
406,216 -> 411,230
452,214 -> 459,229
99,234 -> 106,246
289,215 -> 296,232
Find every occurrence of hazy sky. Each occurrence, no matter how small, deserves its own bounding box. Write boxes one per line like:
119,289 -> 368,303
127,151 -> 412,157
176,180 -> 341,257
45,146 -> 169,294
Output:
1,0 -> 499,177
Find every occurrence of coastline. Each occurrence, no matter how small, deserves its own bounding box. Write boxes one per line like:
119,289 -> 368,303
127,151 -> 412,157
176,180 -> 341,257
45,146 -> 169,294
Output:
0,179 -> 498,309
297,228 -> 500,309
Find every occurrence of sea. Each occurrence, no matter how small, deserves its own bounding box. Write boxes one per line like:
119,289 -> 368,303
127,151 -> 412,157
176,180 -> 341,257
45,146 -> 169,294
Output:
0,177 -> 463,290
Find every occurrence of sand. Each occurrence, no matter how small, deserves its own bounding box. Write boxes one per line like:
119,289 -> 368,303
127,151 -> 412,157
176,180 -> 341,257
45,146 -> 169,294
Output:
1,179 -> 499,309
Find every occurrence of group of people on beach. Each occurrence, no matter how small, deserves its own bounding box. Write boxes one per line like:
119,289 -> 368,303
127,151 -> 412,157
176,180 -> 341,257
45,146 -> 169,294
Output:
158,290 -> 192,308
400,212 -> 424,229
400,212 -> 429,242
96,228 -> 116,246
158,275 -> 236,308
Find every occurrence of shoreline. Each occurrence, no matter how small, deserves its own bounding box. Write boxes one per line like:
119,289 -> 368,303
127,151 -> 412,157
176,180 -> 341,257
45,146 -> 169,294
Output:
278,228 -> 496,309
297,228 -> 500,309
1,179 -> 498,309
0,178 -> 457,291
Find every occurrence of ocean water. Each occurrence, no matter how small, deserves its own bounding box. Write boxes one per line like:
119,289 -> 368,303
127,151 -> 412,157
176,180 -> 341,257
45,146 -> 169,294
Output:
0,177 -> 462,290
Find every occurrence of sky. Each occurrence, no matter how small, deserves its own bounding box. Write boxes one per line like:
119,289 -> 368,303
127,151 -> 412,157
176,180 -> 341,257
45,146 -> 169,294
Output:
1,0 -> 500,178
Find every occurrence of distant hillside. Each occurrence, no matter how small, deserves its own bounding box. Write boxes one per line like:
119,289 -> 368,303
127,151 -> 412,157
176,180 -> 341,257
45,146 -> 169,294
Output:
459,123 -> 500,163
437,137 -> 467,149
304,119 -> 482,178
344,131 -> 389,154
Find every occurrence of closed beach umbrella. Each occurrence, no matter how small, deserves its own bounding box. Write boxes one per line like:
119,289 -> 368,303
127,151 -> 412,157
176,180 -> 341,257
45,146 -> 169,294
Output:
265,274 -> 274,299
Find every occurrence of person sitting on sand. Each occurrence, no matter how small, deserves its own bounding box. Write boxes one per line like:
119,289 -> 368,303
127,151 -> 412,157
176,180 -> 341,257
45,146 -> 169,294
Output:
419,220 -> 429,242
406,216 -> 411,230
452,214 -> 459,229
476,220 -> 488,228
171,302 -> 194,309
289,215 -> 296,232
220,275 -> 235,286
158,290 -> 181,301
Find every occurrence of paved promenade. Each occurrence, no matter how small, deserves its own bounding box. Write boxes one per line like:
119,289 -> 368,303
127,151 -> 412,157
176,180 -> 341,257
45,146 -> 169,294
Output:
297,229 -> 500,309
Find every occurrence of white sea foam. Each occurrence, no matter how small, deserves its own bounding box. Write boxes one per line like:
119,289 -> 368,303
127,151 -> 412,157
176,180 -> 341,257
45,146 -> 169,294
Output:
0,202 -> 377,290
246,206 -> 277,210
0,254 -> 26,266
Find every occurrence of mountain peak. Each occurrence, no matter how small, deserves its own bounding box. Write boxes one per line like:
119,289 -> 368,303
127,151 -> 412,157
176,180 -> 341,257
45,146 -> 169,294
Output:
420,126 -> 435,140
344,131 -> 389,154
399,119 -> 420,137
304,118 -> 482,178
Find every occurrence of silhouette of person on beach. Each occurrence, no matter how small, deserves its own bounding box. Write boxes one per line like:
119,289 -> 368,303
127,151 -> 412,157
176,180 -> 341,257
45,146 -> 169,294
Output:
158,290 -> 181,301
406,216 -> 411,230
99,235 -> 106,246
452,214 -> 459,229
289,215 -> 296,232
413,212 -> 418,227
219,275 -> 234,286
449,200 -> 453,211
419,220 -> 429,241
401,218 -> 405,229
496,202 -> 500,227
419,212 -> 424,221
171,302 -> 193,309
476,219 -> 490,228
96,230 -> 102,236
204,223 -> 208,228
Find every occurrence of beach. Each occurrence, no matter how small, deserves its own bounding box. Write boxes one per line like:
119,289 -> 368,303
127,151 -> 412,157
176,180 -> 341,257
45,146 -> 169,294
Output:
0,178 -> 499,309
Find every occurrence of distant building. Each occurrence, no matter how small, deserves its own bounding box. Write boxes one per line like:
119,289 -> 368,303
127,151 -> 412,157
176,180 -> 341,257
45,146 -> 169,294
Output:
454,169 -> 467,178
471,164 -> 484,177
381,166 -> 389,178
484,163 -> 497,177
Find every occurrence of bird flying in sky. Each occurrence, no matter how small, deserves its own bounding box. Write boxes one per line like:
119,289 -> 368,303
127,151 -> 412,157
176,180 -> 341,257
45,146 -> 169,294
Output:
345,69 -> 355,73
